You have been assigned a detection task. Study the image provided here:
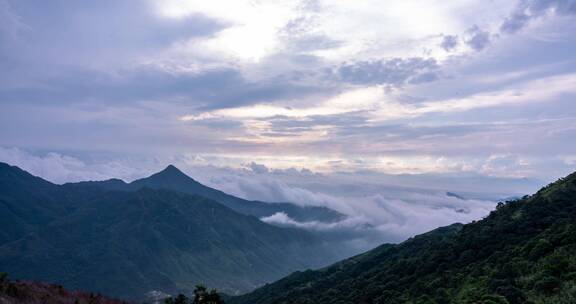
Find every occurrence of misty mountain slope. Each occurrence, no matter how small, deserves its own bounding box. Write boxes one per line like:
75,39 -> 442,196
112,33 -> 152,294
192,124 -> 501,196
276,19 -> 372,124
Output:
230,171 -> 576,304
0,163 -> 341,299
0,188 -> 337,298
65,165 -> 344,223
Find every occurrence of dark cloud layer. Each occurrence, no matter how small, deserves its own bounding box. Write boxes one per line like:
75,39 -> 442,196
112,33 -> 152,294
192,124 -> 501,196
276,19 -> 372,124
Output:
0,66 -> 329,110
0,0 -> 343,111
0,0 -> 225,64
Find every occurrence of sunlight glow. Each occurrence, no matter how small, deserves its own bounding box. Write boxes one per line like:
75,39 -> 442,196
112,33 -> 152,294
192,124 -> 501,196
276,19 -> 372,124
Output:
153,0 -> 514,62
155,0 -> 297,61
179,87 -> 385,121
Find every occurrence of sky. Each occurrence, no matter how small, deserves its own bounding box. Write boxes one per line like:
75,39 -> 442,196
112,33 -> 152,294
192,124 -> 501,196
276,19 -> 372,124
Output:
1,0 -> 576,245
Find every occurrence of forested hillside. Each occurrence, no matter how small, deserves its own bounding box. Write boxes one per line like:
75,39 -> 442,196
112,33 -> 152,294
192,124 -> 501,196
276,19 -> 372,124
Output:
0,163 -> 341,299
231,171 -> 576,304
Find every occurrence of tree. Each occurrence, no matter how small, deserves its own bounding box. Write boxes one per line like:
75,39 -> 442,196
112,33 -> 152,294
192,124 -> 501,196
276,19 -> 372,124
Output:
193,285 -> 223,304
175,294 -> 189,304
165,285 -> 223,304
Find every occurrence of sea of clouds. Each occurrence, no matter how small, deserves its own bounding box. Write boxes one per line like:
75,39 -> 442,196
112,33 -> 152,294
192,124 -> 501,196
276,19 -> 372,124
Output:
0,147 -> 541,252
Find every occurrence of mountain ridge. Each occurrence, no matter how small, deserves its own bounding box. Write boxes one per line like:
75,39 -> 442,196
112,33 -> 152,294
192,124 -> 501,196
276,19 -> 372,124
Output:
0,162 -> 344,299
63,164 -> 345,223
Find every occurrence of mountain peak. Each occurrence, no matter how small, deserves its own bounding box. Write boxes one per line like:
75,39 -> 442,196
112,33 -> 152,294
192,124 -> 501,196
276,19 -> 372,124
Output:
137,164 -> 195,185
162,164 -> 182,173
157,164 -> 187,177
128,164 -> 210,195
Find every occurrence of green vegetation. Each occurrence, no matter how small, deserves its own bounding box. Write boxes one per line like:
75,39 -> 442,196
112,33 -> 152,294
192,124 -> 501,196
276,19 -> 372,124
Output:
4,161 -> 576,303
230,172 -> 576,304
0,162 -> 340,299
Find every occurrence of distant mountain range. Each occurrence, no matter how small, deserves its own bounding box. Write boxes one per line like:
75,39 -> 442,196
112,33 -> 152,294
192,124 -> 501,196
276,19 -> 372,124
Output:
0,162 -> 345,299
230,171 -> 576,304
64,164 -> 344,223
5,161 -> 574,303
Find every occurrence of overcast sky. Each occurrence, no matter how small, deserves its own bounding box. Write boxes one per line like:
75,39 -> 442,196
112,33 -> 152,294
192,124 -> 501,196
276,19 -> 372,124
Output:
1,0 -> 576,244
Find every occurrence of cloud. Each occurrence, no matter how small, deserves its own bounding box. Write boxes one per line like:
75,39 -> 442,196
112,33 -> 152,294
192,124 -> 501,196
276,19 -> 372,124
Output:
334,57 -> 440,86
2,0 -> 318,112
465,25 -> 492,51
0,65 -> 332,111
440,35 -> 459,51
0,0 -> 26,44
246,162 -> 270,174
1,0 -> 226,67
0,147 -> 147,183
278,2 -> 343,54
0,147 -> 555,251
155,0 -> 511,62
406,73 -> 576,116
261,212 -> 370,232
481,154 -> 531,177
200,163 -> 501,246
258,190 -> 497,246
564,155 -> 576,165
500,11 -> 533,34
203,171 -> 355,213
501,0 -> 576,33
1,0 -> 576,218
